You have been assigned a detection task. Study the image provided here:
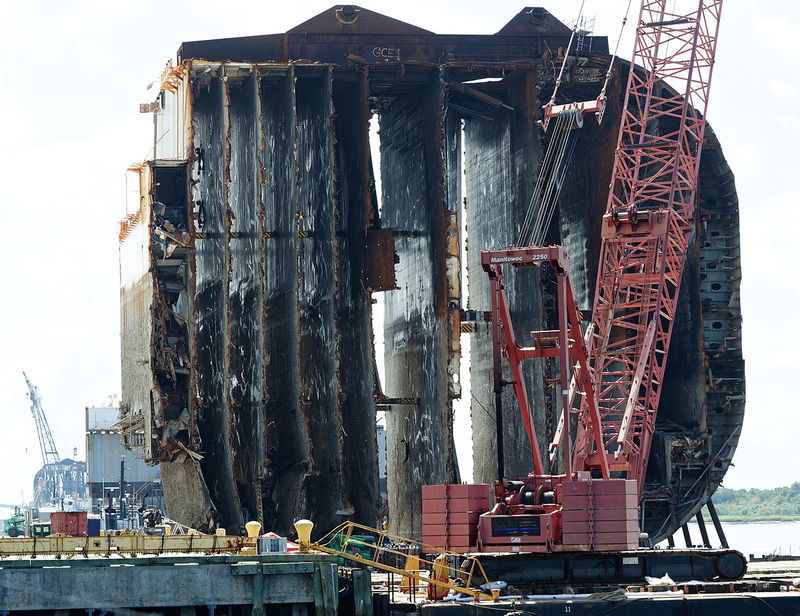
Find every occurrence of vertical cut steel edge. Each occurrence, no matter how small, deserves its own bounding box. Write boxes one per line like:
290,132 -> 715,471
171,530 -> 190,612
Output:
159,61 -> 219,530
332,66 -> 379,528
466,70 -> 547,483
262,64 -> 311,530
381,69 -> 454,539
296,64 -> 345,531
444,104 -> 462,483
192,70 -> 242,526
228,68 -> 264,525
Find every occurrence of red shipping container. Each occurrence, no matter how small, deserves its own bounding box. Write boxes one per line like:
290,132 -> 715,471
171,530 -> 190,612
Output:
50,511 -> 88,537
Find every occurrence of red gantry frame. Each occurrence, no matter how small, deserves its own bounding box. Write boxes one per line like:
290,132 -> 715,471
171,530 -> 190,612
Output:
481,246 -> 610,480
479,247 -> 639,552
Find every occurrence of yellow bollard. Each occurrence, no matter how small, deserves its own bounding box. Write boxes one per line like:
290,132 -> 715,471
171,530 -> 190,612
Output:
215,528 -> 227,536
294,519 -> 314,552
245,521 -> 262,538
491,589 -> 500,602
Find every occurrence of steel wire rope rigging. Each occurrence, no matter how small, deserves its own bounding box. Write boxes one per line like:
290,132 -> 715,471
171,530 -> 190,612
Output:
517,109 -> 582,248
517,0 -> 636,249
516,0 -> 585,248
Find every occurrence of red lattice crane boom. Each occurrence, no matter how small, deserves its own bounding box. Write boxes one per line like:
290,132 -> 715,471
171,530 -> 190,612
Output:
573,0 -> 723,486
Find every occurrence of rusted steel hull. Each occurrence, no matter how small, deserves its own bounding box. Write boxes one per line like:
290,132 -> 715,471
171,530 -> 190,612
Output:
119,6 -> 743,542
120,63 -> 381,534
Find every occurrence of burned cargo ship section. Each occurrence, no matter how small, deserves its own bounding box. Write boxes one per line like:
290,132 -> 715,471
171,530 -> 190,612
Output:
119,5 -> 743,542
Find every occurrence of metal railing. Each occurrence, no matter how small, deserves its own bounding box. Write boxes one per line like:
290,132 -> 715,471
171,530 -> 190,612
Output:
311,521 -> 493,601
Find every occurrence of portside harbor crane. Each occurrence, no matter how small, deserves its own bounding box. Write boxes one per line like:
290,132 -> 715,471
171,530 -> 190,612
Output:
24,372 -> 63,507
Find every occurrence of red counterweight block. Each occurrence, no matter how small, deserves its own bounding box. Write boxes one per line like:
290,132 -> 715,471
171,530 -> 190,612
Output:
421,483 -> 490,553
560,479 -> 639,550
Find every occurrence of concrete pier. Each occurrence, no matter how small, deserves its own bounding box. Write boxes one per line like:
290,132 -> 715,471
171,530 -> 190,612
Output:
0,552 -> 370,615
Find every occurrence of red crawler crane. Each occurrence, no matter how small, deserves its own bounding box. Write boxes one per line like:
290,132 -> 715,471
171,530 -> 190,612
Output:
475,0 -> 724,552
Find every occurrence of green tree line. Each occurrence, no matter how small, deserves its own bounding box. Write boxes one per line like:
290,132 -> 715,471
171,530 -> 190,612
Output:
713,483 -> 800,521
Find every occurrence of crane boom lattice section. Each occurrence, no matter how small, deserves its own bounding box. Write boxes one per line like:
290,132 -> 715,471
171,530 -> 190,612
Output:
23,372 -> 65,507
24,372 -> 60,469
574,0 -> 723,485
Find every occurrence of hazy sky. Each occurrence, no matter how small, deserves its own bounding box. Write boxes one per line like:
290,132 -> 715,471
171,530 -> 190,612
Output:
0,0 -> 793,505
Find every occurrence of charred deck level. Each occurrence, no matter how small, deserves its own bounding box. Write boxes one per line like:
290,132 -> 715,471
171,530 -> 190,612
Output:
119,5 -> 743,543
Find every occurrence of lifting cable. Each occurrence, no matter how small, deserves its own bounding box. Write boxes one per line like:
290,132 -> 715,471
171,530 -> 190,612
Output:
517,0 -> 636,249
599,0 -> 634,103
517,109 -> 582,248
516,0 -> 584,248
